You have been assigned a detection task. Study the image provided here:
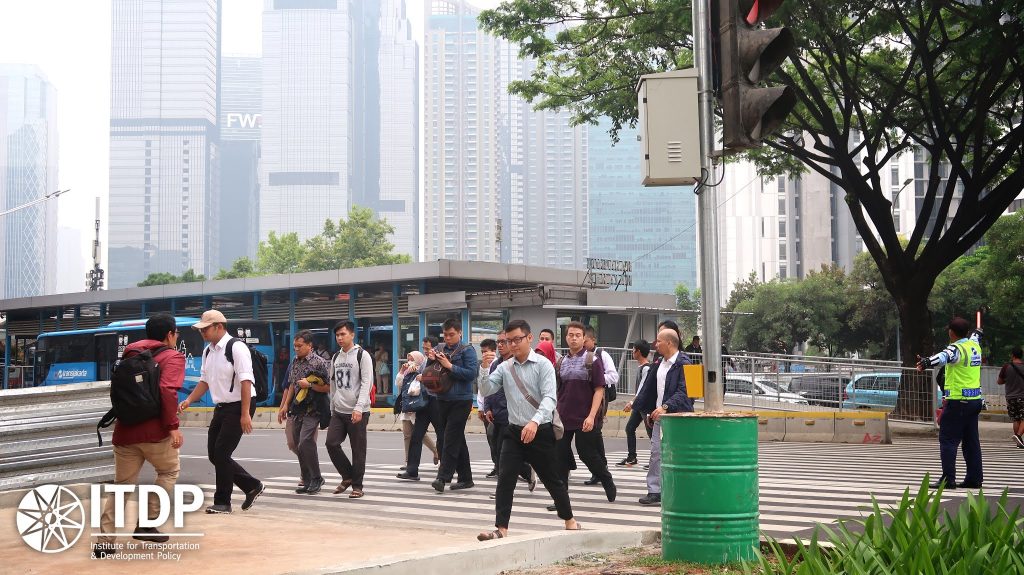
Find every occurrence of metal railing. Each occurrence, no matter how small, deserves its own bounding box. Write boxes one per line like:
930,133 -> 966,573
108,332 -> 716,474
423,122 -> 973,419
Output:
0,381 -> 114,491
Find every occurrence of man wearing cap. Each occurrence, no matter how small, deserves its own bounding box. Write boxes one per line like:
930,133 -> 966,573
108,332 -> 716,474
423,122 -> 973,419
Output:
179,310 -> 265,513
618,339 -> 652,467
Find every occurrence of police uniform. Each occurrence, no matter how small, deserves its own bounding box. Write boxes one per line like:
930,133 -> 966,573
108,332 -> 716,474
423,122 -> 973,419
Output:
925,334 -> 984,488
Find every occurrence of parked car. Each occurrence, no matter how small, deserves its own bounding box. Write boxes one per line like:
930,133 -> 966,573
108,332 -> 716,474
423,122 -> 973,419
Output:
724,375 -> 809,405
842,372 -> 902,409
788,374 -> 850,407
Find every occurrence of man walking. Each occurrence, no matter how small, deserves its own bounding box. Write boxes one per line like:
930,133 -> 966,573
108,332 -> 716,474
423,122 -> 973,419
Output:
554,321 -> 616,503
428,318 -> 480,493
997,346 -> 1024,448
478,338 -> 500,478
326,320 -> 374,498
94,314 -> 185,557
619,339 -> 653,467
278,329 -> 330,494
478,319 -> 581,540
684,335 -> 703,364
582,325 -> 618,486
917,317 -> 984,490
480,330 -> 536,496
179,310 -> 264,514
634,329 -> 694,505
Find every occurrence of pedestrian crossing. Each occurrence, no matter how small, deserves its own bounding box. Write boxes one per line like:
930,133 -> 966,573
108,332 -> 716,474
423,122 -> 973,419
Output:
197,440 -> 1023,540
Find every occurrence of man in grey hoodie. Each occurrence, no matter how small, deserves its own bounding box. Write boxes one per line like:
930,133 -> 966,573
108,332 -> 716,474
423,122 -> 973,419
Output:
326,320 -> 375,498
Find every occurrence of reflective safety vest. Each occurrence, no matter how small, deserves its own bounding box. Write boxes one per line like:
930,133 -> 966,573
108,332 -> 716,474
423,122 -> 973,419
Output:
943,339 -> 983,400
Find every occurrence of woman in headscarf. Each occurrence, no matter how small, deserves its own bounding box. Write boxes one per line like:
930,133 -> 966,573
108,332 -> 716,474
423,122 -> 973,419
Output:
395,351 -> 439,469
535,340 -> 558,366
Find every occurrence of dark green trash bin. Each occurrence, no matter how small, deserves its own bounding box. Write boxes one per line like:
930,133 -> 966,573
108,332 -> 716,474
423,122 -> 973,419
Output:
660,413 -> 759,564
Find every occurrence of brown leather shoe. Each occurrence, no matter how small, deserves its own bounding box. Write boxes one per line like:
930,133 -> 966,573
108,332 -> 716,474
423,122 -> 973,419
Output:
333,479 -> 353,494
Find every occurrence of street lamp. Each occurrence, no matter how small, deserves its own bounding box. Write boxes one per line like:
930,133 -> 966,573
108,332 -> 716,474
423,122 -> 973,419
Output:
0,188 -> 70,217
892,178 -> 912,362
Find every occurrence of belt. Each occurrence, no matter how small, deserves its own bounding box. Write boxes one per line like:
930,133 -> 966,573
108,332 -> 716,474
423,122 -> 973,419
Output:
508,422 -> 552,432
215,401 -> 242,408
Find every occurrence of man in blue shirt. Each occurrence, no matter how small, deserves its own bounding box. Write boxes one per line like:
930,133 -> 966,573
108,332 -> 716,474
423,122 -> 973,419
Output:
428,318 -> 480,493
478,319 -> 581,541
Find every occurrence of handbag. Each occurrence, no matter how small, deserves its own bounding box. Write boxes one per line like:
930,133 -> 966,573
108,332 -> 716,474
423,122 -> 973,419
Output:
401,374 -> 428,413
420,345 -> 467,395
508,363 -> 564,440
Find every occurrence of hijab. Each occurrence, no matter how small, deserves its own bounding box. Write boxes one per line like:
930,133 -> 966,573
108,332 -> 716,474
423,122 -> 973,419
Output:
535,341 -> 557,365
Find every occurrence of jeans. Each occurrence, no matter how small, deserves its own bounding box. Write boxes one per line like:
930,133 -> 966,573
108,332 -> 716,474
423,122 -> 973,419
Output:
326,411 -> 369,489
624,409 -> 650,459
646,422 -> 662,494
434,399 -> 474,483
405,396 -> 437,477
208,402 -> 260,506
938,399 -> 983,485
495,424 -> 572,529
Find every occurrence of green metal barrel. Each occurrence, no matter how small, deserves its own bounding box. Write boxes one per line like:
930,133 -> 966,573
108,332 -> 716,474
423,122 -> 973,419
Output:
660,413 -> 759,564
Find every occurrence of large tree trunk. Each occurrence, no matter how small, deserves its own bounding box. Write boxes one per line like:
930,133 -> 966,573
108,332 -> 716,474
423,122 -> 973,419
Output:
893,294 -> 936,421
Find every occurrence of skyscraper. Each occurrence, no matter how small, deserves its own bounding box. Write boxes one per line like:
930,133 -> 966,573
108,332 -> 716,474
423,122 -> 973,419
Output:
261,0 -> 351,241
0,64 -> 58,299
588,119 -> 697,294
108,0 -> 221,288
219,56 -> 261,269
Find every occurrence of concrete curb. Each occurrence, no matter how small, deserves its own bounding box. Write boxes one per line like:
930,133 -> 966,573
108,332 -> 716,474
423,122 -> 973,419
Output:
288,528 -> 661,575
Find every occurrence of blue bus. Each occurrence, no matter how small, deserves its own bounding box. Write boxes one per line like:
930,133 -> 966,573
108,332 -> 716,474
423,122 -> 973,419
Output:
33,317 -> 275,407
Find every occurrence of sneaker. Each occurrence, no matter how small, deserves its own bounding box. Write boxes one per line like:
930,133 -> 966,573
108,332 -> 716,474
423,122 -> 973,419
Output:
242,482 -> 265,511
1014,434 -> 1024,449
617,457 -> 638,467
305,478 -> 324,495
639,493 -> 661,506
583,475 -> 600,486
450,481 -> 475,491
205,504 -> 232,514
431,479 -> 446,493
396,472 -> 420,481
486,468 -> 498,478
295,484 -> 309,494
133,526 -> 169,543
92,543 -> 117,558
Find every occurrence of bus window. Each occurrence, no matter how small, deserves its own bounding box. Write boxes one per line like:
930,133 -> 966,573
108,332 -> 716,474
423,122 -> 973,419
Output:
95,333 -> 119,381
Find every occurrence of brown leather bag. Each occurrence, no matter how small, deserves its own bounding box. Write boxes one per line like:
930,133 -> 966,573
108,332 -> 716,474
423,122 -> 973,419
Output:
420,345 -> 468,395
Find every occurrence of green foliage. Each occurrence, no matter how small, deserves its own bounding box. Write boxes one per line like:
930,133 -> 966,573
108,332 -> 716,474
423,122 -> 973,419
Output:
218,205 -> 411,279
136,269 -> 206,287
674,283 -> 701,339
748,478 -> 1024,574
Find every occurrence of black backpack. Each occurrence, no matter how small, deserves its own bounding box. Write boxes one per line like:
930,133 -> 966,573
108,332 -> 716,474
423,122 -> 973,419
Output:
96,346 -> 170,446
206,337 -> 270,403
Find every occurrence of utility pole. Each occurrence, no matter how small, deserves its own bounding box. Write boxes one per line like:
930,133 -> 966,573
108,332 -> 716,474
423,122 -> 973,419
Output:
86,197 -> 105,291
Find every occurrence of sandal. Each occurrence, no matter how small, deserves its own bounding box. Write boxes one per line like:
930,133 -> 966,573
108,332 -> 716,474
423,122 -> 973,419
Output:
476,529 -> 505,541
348,489 -> 364,499
333,480 -> 353,494
566,522 -> 583,531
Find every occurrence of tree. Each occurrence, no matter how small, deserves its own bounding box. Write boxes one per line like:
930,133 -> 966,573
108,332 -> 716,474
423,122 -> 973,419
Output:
674,283 -> 701,340
136,269 -> 206,287
255,231 -> 307,275
301,205 -> 412,271
214,257 -> 257,280
796,264 -> 849,356
722,272 -> 762,346
482,1 -> 1024,420
730,281 -> 812,354
845,251 -> 900,359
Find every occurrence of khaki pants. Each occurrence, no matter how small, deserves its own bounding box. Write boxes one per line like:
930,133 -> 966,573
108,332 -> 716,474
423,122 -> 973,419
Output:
99,437 -> 180,543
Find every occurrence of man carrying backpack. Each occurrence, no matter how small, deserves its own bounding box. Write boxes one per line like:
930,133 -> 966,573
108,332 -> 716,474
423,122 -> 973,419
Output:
94,314 -> 185,558
179,309 -> 265,514
326,320 -> 375,498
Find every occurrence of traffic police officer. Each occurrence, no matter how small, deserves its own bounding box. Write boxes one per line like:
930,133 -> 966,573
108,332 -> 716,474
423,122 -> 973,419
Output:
917,316 -> 984,490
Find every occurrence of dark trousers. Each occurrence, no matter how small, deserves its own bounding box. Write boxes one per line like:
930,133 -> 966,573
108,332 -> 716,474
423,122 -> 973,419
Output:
485,419 -> 499,466
492,421 -> 532,481
290,413 -> 322,483
406,397 -> 437,477
326,411 -> 369,489
625,409 -> 650,459
556,427 -> 614,489
208,402 -> 260,506
434,398 -> 474,483
495,423 -> 573,529
938,399 -> 984,485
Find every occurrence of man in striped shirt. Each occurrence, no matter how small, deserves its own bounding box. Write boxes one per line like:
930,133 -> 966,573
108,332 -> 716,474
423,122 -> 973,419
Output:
477,319 -> 581,541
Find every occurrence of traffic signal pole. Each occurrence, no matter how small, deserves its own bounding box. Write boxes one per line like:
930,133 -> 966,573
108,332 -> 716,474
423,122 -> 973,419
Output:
693,0 -> 724,413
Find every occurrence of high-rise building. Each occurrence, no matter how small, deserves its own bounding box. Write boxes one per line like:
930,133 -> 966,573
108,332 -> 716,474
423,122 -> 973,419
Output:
587,119 -> 697,294
108,0 -> 221,289
354,0 -> 419,259
261,0 -> 351,241
219,56 -> 261,269
0,65 -> 58,299
425,0 -> 587,266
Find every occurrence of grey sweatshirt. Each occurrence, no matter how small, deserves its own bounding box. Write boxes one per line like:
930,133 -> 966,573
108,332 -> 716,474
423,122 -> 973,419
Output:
329,345 -> 374,414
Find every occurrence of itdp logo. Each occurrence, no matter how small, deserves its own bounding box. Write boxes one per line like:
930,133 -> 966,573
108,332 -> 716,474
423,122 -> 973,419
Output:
16,485 -> 85,553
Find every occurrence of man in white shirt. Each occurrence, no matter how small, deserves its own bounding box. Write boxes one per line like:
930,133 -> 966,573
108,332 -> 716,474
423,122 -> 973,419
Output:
178,309 -> 264,514
632,329 -> 694,506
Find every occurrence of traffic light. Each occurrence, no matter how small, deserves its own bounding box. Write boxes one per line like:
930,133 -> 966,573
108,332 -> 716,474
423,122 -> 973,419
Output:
716,0 -> 797,150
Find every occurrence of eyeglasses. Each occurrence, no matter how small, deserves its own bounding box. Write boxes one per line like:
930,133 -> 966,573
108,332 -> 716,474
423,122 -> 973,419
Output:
507,335 -> 528,345
496,339 -> 508,345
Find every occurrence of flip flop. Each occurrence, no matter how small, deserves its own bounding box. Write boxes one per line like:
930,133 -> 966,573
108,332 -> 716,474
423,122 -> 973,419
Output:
333,480 -> 353,494
348,489 -> 364,499
567,522 -> 583,531
477,529 -> 505,541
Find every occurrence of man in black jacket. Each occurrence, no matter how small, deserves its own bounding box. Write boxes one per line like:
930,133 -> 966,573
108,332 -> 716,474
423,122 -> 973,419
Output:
633,329 -> 694,506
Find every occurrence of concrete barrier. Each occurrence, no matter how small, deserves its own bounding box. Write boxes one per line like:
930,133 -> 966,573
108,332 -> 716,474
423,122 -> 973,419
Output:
755,412 -> 788,442
834,412 -> 890,444
782,412 -> 837,443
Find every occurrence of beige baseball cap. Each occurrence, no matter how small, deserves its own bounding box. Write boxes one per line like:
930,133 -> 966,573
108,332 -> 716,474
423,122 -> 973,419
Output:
193,309 -> 227,329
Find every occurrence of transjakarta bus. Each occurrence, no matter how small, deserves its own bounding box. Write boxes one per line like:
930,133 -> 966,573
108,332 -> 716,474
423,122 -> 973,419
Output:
33,317 -> 275,407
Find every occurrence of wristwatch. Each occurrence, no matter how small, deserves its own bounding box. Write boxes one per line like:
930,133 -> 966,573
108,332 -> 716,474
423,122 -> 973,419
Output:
661,404 -> 669,412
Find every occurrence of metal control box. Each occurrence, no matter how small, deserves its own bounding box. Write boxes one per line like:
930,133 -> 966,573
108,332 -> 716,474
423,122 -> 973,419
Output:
637,68 -> 702,186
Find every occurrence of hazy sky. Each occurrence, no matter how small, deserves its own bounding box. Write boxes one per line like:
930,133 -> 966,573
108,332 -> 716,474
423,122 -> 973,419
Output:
0,0 -> 500,293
